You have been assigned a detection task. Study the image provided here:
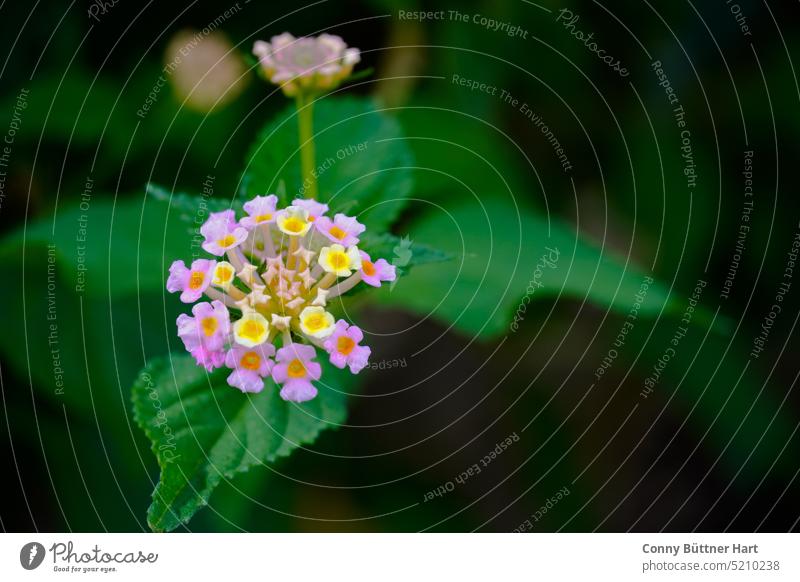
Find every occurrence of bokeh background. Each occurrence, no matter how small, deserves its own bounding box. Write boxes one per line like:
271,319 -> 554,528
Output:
1,0 -> 799,532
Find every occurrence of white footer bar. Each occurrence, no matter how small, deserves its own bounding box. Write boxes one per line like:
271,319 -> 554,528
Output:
1,533 -> 797,580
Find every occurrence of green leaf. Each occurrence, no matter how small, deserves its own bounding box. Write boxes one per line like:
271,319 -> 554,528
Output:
131,354 -> 351,532
0,184 -> 242,298
243,97 -> 414,231
379,197 -> 704,339
360,232 -> 451,269
146,182 -> 236,226
393,99 -> 525,204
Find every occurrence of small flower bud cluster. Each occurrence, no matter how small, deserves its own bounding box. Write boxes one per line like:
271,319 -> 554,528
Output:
252,33 -> 360,97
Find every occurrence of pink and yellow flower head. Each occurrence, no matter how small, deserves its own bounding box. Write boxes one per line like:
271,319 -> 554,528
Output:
272,343 -> 321,402
276,205 -> 312,237
240,194 -> 279,229
200,215 -> 249,256
298,306 -> 335,339
233,311 -> 271,347
176,300 -> 231,371
252,33 -> 360,97
167,195 -> 399,401
167,258 -> 216,303
314,213 -> 366,246
324,320 -> 370,374
358,250 -> 397,287
318,244 -> 361,277
211,261 -> 237,290
225,344 -> 275,393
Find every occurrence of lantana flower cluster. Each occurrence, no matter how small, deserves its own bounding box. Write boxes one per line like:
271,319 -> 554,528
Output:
167,196 -> 395,402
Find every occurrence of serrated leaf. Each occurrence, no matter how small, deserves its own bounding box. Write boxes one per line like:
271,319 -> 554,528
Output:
242,97 -> 414,231
132,353 -> 351,532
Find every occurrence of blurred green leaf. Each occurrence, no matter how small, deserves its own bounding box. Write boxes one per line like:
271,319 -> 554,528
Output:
0,213 -> 177,416
147,182 -> 234,214
0,184 -> 243,298
379,197 -> 702,339
243,97 -> 414,231
131,353 -> 351,532
393,97 -> 527,205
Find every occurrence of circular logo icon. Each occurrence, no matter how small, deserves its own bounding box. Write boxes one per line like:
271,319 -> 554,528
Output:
19,542 -> 46,570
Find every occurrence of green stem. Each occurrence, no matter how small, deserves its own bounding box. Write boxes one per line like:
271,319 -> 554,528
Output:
297,93 -> 318,200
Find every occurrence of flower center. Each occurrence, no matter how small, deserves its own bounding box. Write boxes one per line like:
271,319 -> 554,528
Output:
240,352 -> 261,371
328,251 -> 349,270
287,359 -> 306,378
329,225 -> 347,240
282,217 -> 306,234
337,336 -> 356,355
304,313 -> 326,332
188,271 -> 205,290
362,260 -> 376,277
256,213 -> 272,223
215,265 -> 234,283
240,320 -> 266,342
218,234 -> 237,248
201,316 -> 218,337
